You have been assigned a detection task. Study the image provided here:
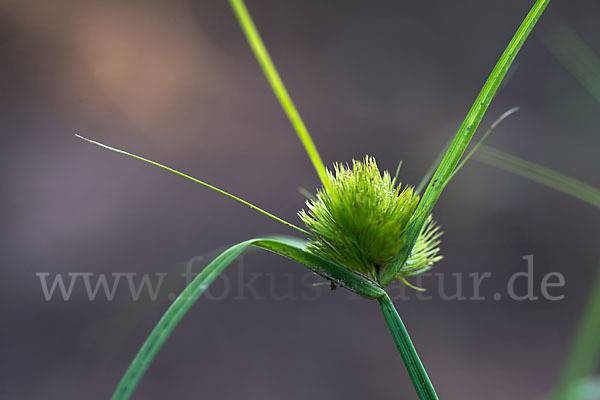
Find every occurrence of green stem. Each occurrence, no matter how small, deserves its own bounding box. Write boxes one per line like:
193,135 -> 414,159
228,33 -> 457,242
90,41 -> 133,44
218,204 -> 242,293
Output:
229,0 -> 331,191
379,295 -> 438,400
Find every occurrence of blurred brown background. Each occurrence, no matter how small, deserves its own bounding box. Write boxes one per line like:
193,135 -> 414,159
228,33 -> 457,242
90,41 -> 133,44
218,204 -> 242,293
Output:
1,1 -> 599,399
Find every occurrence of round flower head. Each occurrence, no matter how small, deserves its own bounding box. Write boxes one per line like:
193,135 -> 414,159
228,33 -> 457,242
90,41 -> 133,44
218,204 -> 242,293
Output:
299,156 -> 442,285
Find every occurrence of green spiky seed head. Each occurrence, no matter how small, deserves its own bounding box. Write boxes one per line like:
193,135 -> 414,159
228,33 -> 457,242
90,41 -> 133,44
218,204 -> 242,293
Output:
299,156 -> 442,286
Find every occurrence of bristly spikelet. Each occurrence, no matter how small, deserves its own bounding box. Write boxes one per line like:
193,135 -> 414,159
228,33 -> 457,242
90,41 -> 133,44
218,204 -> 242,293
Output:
299,156 -> 442,285
401,215 -> 443,277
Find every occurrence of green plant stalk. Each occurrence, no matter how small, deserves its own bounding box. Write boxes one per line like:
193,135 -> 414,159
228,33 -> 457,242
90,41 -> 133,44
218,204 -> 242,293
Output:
383,0 -> 551,285
552,268 -> 600,400
229,0 -> 331,191
379,295 -> 438,400
475,145 -> 600,208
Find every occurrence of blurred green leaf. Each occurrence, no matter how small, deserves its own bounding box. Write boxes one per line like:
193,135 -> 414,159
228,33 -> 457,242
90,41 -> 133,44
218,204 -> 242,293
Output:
555,377 -> 600,400
475,145 -> 600,209
542,23 -> 600,104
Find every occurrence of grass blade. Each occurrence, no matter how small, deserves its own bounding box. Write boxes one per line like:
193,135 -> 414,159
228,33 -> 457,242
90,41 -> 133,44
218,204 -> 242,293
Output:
111,240 -> 250,400
111,236 -> 387,399
228,0 -> 331,191
379,295 -> 438,400
76,135 -> 312,237
382,0 -> 551,285
474,145 -> 600,209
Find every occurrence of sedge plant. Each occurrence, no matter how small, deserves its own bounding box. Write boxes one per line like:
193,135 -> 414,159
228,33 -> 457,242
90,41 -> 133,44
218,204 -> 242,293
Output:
78,0 -> 551,398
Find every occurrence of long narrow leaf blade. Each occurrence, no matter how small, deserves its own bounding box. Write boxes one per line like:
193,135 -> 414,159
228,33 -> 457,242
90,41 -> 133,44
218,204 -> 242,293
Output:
228,0 -> 331,190
111,241 -> 249,400
112,236 -> 386,399
382,0 -> 551,285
